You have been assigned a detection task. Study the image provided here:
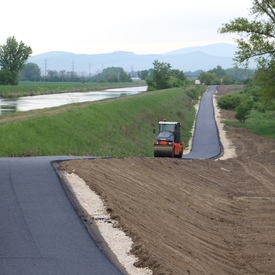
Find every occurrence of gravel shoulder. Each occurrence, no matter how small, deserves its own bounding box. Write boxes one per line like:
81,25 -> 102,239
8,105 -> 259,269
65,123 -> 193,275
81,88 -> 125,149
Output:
57,85 -> 275,275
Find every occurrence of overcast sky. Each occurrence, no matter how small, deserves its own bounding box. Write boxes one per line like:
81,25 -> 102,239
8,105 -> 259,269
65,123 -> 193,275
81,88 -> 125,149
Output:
1,0 -> 252,56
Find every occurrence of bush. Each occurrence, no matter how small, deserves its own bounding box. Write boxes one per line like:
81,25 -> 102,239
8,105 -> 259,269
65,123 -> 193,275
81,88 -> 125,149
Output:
217,94 -> 242,110
168,76 -> 182,87
235,102 -> 253,123
147,85 -> 156,92
185,86 -> 204,100
0,69 -> 18,85
222,75 -> 234,85
145,77 -> 156,91
269,101 -> 275,110
254,102 -> 266,113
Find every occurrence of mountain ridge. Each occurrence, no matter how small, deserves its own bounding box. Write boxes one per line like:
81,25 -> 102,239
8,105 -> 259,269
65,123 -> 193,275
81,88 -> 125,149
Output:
163,43 -> 238,57
28,43 -> 253,73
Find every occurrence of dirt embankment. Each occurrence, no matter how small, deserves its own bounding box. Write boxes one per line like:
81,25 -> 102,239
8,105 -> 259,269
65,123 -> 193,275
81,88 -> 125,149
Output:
59,85 -> 275,275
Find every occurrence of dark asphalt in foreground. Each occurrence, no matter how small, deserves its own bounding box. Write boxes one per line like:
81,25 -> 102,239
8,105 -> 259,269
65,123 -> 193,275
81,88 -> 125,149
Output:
0,86 -> 221,274
0,156 -> 123,275
183,85 -> 223,159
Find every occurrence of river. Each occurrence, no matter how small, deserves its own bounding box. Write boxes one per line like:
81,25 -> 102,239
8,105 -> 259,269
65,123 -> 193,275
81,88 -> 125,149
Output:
0,86 -> 147,114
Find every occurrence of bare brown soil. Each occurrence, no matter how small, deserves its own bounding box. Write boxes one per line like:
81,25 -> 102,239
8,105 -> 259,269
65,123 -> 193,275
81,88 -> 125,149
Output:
59,85 -> 275,275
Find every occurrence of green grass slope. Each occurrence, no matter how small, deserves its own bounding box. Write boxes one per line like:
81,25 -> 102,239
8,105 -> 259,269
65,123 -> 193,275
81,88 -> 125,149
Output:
0,87 -> 202,157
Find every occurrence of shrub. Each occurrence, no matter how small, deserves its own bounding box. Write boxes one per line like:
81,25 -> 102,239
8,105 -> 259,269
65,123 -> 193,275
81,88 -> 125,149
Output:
186,87 -> 198,100
235,102 -> 253,123
0,69 -> 18,85
217,94 -> 242,110
168,76 -> 182,87
145,77 -> 156,91
254,102 -> 266,113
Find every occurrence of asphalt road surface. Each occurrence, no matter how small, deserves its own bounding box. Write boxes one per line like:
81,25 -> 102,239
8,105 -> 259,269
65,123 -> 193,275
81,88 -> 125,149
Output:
0,156 -> 123,275
0,86 -> 221,274
183,85 -> 223,159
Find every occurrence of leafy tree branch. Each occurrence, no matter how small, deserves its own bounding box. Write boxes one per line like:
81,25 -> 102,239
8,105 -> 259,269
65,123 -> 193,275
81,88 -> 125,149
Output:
218,0 -> 275,100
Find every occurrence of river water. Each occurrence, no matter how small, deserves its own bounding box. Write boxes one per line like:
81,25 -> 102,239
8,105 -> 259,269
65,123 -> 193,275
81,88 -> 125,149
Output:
0,86 -> 147,115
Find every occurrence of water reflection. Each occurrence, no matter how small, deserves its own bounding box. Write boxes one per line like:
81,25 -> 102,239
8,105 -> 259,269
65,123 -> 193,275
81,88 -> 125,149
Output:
0,99 -> 17,114
0,86 -> 147,114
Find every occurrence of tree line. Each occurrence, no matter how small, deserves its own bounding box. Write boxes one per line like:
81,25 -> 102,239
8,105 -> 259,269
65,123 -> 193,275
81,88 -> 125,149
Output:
19,64 -> 133,83
197,65 -> 254,85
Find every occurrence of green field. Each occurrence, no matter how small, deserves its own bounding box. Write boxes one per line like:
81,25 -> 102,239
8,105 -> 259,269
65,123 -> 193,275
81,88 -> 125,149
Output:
0,86 -> 203,157
218,86 -> 275,139
0,81 -> 144,98
224,110 -> 275,139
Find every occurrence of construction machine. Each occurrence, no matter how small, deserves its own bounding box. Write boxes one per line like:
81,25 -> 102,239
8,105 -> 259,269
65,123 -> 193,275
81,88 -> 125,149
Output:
154,120 -> 184,158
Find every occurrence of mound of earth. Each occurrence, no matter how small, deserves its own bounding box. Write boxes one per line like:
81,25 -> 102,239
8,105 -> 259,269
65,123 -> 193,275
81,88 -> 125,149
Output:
59,85 -> 275,275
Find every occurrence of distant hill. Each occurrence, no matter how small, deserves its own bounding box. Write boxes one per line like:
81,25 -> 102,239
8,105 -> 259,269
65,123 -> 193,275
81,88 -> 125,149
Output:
164,43 -> 238,57
28,43 -> 254,74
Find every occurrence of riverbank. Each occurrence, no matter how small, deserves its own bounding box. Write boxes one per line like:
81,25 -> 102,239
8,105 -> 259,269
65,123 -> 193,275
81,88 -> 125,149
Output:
0,81 -> 145,98
0,86 -> 203,157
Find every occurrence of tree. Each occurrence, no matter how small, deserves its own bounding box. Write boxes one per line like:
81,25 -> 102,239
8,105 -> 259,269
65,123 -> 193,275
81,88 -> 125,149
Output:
19,63 -> 41,81
119,70 -> 132,82
145,61 -> 186,90
94,67 -> 131,83
170,69 -> 186,81
0,36 -> 32,85
219,0 -> 275,65
218,0 -> 275,99
253,63 -> 275,101
169,70 -> 186,87
222,75 -> 234,85
47,70 -> 59,82
225,66 -> 255,83
185,70 -> 204,79
208,65 -> 226,78
138,70 -> 149,80
198,72 -> 216,85
152,60 -> 171,89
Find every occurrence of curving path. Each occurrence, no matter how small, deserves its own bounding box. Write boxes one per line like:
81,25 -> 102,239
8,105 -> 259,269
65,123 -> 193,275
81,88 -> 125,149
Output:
0,86 -> 222,274
182,85 -> 223,159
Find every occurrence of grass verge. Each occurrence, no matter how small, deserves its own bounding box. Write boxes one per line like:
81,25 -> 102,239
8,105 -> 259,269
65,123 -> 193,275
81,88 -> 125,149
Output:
0,86 -> 202,157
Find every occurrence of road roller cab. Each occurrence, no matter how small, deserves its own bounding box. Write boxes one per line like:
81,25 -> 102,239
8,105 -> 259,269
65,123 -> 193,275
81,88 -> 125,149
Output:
154,120 -> 184,158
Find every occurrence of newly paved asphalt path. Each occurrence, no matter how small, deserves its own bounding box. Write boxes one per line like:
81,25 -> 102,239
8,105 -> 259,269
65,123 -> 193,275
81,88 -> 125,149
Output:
183,85 -> 223,159
0,85 -> 222,274
0,156 -> 123,275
